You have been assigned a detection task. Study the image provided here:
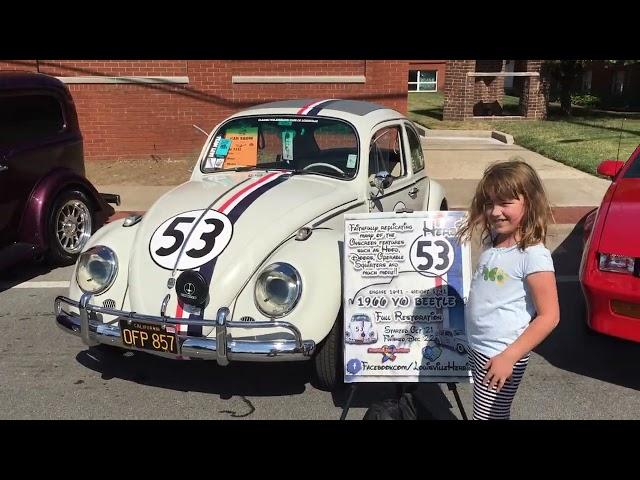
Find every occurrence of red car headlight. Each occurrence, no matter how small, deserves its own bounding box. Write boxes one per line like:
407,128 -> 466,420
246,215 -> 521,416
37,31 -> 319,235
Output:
598,253 -> 636,274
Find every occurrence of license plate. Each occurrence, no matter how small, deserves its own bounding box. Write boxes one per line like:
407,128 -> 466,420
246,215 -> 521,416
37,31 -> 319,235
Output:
119,320 -> 178,354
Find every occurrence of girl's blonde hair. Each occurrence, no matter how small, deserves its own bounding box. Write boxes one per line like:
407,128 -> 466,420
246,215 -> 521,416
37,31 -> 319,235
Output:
456,159 -> 552,249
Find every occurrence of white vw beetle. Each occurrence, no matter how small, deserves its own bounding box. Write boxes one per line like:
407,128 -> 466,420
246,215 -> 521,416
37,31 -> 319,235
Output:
55,99 -> 447,390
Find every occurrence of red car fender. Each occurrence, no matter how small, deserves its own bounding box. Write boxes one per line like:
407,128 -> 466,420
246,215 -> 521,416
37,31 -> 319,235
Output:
581,176 -> 620,278
580,145 -> 640,324
17,168 -> 114,251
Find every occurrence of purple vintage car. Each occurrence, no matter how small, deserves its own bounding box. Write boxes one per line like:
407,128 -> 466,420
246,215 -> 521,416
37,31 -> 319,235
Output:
0,71 -> 118,268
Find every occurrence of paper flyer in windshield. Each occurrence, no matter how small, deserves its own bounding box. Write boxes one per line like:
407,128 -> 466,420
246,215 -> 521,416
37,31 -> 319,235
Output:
343,211 -> 472,383
223,127 -> 258,168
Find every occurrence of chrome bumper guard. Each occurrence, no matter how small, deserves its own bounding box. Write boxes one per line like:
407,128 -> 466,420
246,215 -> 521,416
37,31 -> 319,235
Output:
54,293 -> 315,364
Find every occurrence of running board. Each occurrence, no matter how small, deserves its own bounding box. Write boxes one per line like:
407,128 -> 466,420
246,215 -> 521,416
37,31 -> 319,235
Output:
0,242 -> 36,270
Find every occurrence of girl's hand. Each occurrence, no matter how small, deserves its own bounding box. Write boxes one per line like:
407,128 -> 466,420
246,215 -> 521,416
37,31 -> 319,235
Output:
483,352 -> 518,392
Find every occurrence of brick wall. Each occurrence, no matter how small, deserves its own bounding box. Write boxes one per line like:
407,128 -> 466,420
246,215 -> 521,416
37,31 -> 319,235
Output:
519,60 -> 547,120
0,60 -> 407,162
443,60 -> 475,121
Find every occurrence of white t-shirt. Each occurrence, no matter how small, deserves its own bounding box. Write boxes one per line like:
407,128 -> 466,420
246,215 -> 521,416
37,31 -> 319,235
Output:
465,243 -> 555,357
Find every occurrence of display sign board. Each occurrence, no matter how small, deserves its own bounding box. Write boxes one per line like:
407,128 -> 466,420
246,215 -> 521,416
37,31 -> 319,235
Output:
343,211 -> 472,383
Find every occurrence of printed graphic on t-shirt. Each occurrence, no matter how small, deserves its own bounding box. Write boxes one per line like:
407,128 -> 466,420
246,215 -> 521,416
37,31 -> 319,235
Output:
482,266 -> 508,285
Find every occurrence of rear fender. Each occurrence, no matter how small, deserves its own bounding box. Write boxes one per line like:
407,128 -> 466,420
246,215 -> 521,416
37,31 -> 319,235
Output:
18,168 -> 114,251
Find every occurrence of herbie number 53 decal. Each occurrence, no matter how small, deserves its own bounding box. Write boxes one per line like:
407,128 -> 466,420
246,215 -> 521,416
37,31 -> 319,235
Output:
149,209 -> 233,270
409,235 -> 454,277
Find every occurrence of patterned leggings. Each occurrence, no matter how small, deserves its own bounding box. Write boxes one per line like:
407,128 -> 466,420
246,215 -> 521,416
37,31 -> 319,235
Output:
469,347 -> 529,420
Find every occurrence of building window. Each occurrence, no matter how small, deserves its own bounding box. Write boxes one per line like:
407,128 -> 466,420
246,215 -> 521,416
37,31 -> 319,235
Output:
611,70 -> 625,95
408,70 -> 437,92
582,70 -> 592,93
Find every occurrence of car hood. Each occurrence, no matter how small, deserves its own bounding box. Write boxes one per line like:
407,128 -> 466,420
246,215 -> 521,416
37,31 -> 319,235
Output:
128,171 -> 357,317
597,179 -> 640,257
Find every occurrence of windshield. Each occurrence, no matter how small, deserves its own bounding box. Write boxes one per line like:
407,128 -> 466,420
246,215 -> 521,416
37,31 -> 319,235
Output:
623,149 -> 640,179
201,116 -> 359,179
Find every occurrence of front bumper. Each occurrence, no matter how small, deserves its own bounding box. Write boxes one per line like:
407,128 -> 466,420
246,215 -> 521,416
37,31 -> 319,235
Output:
581,261 -> 640,341
55,294 -> 315,363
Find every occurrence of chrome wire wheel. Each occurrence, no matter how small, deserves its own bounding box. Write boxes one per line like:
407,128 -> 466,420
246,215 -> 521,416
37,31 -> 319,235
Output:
55,199 -> 92,254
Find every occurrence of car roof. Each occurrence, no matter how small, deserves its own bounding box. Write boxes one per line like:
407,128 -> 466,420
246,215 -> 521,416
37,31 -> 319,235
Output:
0,71 -> 68,92
231,98 -> 407,128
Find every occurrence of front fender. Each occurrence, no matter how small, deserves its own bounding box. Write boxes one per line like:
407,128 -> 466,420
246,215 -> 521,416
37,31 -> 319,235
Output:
18,168 -> 114,251
422,178 -> 447,211
232,228 -> 343,343
67,218 -> 141,320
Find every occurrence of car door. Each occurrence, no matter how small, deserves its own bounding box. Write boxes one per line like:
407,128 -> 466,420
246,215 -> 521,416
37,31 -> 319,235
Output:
367,123 -> 421,213
0,92 -> 68,246
403,122 -> 430,210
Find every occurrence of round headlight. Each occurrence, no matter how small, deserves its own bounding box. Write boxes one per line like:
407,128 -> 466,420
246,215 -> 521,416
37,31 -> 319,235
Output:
254,263 -> 302,318
76,246 -> 118,294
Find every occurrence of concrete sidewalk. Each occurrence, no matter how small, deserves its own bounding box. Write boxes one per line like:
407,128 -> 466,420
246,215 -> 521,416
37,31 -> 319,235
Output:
423,133 -> 610,212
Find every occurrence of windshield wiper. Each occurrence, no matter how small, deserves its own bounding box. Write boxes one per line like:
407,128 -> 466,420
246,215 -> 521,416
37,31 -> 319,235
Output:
289,169 -> 348,178
219,165 -> 258,172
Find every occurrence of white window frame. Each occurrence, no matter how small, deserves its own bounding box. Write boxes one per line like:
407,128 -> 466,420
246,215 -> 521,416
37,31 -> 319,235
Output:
408,70 -> 437,92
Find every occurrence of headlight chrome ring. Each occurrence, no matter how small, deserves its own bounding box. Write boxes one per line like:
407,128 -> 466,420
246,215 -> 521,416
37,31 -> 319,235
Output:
76,246 -> 118,294
254,262 -> 302,318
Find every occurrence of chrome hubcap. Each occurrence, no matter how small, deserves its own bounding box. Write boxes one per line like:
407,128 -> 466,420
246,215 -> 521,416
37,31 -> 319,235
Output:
56,200 -> 92,254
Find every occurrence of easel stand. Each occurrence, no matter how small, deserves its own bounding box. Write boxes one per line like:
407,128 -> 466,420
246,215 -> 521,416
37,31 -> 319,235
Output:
339,382 -> 468,420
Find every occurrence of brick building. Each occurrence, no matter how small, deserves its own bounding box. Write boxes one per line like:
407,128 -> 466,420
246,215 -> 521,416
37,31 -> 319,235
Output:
575,60 -> 640,109
0,60 -> 408,162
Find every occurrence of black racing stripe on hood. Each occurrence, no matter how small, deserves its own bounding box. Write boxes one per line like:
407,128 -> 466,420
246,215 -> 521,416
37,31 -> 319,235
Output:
187,174 -> 291,335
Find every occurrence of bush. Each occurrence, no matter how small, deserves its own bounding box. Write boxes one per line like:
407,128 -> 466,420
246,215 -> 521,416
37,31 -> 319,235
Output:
571,94 -> 601,108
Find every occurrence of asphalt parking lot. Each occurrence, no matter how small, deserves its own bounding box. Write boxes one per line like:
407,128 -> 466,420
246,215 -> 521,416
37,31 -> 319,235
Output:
2,222 -> 640,420
2,135 -> 637,420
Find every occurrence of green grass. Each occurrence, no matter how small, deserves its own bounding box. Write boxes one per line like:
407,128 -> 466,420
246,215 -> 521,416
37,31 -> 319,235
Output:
408,92 -> 640,175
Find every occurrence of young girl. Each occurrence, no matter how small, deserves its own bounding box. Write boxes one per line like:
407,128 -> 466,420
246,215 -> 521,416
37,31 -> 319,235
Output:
457,160 -> 560,420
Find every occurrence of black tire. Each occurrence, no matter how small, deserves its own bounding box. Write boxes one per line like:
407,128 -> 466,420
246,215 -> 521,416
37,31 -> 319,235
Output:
456,343 -> 466,354
46,189 -> 95,266
440,198 -> 448,211
580,297 -> 598,337
312,318 -> 342,391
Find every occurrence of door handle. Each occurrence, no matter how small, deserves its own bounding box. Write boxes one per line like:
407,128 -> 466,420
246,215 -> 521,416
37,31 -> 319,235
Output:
0,165 -> 8,173
408,187 -> 419,198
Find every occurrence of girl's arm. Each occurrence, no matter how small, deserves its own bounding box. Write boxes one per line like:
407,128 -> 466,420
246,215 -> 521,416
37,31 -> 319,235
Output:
483,271 -> 560,391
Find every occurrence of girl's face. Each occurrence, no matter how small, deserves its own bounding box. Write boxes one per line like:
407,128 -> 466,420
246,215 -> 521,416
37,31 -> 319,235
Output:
484,194 -> 526,238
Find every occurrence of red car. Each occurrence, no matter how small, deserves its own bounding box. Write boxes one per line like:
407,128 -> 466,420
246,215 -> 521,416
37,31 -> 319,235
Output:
580,145 -> 640,341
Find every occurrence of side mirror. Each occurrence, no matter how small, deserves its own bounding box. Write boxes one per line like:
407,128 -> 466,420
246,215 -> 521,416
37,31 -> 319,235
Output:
370,171 -> 393,192
597,159 -> 625,179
